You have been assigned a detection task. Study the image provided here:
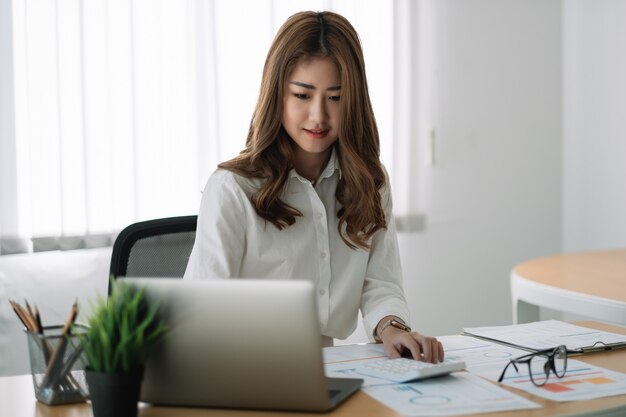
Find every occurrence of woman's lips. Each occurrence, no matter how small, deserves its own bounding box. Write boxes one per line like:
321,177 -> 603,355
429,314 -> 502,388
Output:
304,128 -> 329,139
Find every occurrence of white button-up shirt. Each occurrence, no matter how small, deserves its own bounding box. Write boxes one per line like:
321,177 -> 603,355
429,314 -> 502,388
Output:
184,150 -> 410,341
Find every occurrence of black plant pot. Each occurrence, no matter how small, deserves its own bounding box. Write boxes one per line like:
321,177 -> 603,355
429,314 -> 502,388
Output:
85,367 -> 144,417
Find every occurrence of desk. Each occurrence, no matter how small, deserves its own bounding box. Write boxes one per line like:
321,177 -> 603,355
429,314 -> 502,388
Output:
511,249 -> 626,324
2,322 -> 626,417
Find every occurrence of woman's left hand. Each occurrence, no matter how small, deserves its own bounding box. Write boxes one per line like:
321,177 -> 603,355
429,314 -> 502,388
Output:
381,326 -> 444,363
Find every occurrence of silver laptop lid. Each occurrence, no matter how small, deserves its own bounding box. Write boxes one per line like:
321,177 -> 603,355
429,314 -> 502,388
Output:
121,278 -> 352,411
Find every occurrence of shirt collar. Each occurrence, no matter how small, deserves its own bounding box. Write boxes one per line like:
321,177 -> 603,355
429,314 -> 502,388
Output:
289,146 -> 342,182
320,146 -> 342,180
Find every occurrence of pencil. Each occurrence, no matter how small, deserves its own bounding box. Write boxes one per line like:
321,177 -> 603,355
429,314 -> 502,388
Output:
21,303 -> 38,332
35,307 -> 44,335
41,301 -> 79,388
61,300 -> 78,336
8,300 -> 27,328
9,300 -> 35,331
24,299 -> 35,325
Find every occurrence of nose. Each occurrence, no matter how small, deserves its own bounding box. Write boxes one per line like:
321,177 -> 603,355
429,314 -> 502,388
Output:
309,96 -> 328,124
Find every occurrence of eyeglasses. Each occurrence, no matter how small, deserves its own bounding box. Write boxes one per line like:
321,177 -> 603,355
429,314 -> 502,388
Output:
498,345 -> 568,386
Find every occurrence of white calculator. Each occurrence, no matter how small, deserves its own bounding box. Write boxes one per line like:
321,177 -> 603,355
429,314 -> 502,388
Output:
355,358 -> 466,383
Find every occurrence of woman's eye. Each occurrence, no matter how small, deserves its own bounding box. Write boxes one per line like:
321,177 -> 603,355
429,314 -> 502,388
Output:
294,93 -> 308,100
329,95 -> 340,102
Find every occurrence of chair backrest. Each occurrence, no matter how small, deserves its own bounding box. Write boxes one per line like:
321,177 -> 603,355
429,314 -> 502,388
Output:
109,216 -> 197,290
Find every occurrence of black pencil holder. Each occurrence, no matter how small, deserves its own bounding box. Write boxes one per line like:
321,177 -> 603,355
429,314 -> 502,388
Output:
25,325 -> 90,405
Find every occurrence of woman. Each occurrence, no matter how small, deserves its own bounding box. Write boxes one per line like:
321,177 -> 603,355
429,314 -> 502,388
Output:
184,11 -> 444,363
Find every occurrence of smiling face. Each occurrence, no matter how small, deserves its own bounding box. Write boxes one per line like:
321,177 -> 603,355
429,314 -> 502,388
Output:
282,56 -> 341,176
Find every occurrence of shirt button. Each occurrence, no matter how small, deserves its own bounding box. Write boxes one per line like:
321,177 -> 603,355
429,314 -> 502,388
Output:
317,213 -> 323,219
320,252 -> 327,258
319,289 -> 326,295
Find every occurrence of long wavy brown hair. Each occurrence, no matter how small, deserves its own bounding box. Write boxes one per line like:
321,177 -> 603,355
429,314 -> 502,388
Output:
219,11 -> 386,249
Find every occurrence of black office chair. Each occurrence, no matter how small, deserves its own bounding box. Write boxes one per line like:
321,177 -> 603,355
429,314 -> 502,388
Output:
109,215 -> 198,292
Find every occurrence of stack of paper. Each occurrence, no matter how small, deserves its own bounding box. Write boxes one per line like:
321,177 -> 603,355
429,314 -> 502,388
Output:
463,320 -> 626,354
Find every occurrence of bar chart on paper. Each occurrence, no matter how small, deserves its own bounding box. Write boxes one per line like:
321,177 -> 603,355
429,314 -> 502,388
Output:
437,333 -> 626,404
477,359 -> 626,402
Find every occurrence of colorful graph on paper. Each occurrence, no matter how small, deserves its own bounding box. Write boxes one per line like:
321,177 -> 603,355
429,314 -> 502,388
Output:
496,359 -> 626,402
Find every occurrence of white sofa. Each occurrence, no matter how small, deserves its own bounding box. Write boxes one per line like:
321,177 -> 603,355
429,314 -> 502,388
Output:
0,247 -> 111,376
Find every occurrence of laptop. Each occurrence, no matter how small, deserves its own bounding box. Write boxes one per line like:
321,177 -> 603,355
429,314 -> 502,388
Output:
122,278 -> 363,412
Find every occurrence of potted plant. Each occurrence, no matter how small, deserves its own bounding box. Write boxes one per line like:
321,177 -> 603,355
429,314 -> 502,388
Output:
78,279 -> 168,417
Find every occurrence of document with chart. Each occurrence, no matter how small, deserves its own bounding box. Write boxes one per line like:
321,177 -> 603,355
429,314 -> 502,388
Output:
323,344 -> 539,416
471,358 -> 626,402
438,334 -> 626,402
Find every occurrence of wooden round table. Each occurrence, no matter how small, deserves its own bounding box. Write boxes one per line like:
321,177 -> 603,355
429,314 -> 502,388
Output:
511,249 -> 626,324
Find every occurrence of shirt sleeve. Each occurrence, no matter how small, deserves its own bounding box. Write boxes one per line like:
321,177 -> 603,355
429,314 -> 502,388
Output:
360,172 -> 411,342
183,170 -> 247,280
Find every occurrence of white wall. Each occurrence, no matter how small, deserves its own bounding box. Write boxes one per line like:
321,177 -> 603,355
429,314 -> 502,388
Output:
394,0 -> 626,338
398,0 -> 563,337
563,0 -> 626,252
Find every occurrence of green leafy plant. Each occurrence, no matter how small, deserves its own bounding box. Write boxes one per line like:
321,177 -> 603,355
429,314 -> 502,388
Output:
77,279 -> 168,373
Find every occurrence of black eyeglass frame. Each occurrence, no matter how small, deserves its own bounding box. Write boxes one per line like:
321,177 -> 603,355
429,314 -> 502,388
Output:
498,345 -> 568,387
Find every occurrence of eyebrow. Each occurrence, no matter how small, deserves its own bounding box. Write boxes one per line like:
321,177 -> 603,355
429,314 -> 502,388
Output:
289,81 -> 341,91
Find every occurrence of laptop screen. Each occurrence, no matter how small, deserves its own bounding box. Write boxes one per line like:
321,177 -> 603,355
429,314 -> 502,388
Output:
121,278 -> 361,411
